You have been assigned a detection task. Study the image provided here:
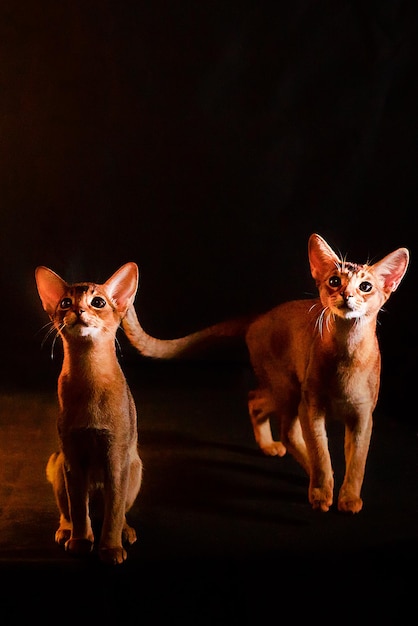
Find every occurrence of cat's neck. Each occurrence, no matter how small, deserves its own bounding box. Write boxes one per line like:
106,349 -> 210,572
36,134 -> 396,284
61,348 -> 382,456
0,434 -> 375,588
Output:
321,313 -> 378,359
60,335 -> 121,381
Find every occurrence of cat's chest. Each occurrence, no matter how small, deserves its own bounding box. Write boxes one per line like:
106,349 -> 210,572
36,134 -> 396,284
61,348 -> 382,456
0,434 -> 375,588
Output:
306,347 -> 380,408
57,372 -> 131,431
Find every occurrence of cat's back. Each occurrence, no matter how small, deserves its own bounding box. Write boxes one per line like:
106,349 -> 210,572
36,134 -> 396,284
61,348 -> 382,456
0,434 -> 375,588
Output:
246,297 -> 319,354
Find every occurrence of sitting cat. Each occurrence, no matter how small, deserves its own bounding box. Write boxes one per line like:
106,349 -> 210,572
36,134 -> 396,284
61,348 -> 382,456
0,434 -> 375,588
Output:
122,234 -> 409,514
35,262 -> 143,564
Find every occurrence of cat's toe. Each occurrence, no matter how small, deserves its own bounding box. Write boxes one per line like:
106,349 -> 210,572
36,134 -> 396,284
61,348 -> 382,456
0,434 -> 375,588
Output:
311,500 -> 330,512
338,496 -> 363,514
99,546 -> 127,565
310,487 -> 332,512
261,442 -> 287,457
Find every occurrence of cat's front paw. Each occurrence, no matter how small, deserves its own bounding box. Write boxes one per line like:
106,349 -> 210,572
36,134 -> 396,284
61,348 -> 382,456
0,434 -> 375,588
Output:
338,495 -> 363,514
99,545 -> 127,565
261,442 -> 287,457
309,487 -> 333,512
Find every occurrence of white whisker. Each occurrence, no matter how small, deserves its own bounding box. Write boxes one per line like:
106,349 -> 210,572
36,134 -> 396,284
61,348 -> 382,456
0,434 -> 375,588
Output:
50,323 -> 64,360
35,321 -> 54,337
308,302 -> 321,314
325,309 -> 334,332
313,306 -> 334,339
115,336 -> 123,358
314,307 -> 325,337
40,323 -> 58,350
105,325 -> 124,358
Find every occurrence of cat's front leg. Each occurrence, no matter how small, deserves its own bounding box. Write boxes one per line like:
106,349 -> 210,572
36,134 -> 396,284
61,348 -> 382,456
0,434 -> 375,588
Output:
64,468 -> 95,556
99,467 -> 132,565
338,411 -> 373,513
299,403 -> 334,512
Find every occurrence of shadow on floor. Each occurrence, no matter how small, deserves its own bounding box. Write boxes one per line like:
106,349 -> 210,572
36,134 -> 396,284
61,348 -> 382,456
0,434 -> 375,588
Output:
0,361 -> 416,620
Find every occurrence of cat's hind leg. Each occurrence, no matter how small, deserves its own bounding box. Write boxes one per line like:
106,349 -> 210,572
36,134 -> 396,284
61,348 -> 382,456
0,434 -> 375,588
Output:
46,452 -> 72,546
122,519 -> 137,545
248,389 -> 286,456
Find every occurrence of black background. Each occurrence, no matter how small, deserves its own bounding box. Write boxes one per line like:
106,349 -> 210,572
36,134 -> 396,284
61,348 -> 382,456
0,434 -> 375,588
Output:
1,1 -> 416,424
0,2 -> 417,620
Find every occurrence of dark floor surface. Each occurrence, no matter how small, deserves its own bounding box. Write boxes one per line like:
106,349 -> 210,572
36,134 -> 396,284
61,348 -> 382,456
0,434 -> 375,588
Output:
0,359 -> 416,622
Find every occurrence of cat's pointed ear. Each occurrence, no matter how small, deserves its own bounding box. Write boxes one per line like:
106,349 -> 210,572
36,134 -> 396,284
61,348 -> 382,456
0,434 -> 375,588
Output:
372,247 -> 409,294
104,262 -> 139,313
308,234 -> 340,281
35,266 -> 68,317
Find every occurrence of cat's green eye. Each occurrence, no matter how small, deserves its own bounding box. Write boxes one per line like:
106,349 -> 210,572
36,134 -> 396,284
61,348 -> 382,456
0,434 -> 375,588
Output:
91,297 -> 106,309
60,298 -> 72,309
329,276 -> 341,288
359,281 -> 372,293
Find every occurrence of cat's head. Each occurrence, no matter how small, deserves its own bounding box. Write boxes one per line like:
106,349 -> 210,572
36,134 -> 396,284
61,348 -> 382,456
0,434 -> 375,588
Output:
35,262 -> 139,341
308,234 -> 409,321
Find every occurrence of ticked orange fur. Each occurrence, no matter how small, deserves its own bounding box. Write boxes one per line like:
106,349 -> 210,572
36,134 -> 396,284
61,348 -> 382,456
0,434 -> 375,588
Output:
36,262 -> 142,564
122,234 -> 409,513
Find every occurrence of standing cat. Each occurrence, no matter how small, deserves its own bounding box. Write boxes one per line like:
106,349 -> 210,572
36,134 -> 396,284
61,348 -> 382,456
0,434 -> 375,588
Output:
35,262 -> 142,564
122,234 -> 409,513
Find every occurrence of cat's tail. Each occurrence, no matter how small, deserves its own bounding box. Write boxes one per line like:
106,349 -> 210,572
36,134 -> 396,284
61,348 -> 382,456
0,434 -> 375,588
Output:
122,305 -> 253,360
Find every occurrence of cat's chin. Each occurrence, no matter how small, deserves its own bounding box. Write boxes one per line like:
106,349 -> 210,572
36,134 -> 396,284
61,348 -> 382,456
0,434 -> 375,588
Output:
66,324 -> 100,339
332,307 -> 364,321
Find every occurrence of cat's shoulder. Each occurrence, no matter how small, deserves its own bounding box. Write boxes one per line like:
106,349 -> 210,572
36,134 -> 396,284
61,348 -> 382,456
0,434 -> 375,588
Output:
247,297 -> 320,338
258,297 -> 320,321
